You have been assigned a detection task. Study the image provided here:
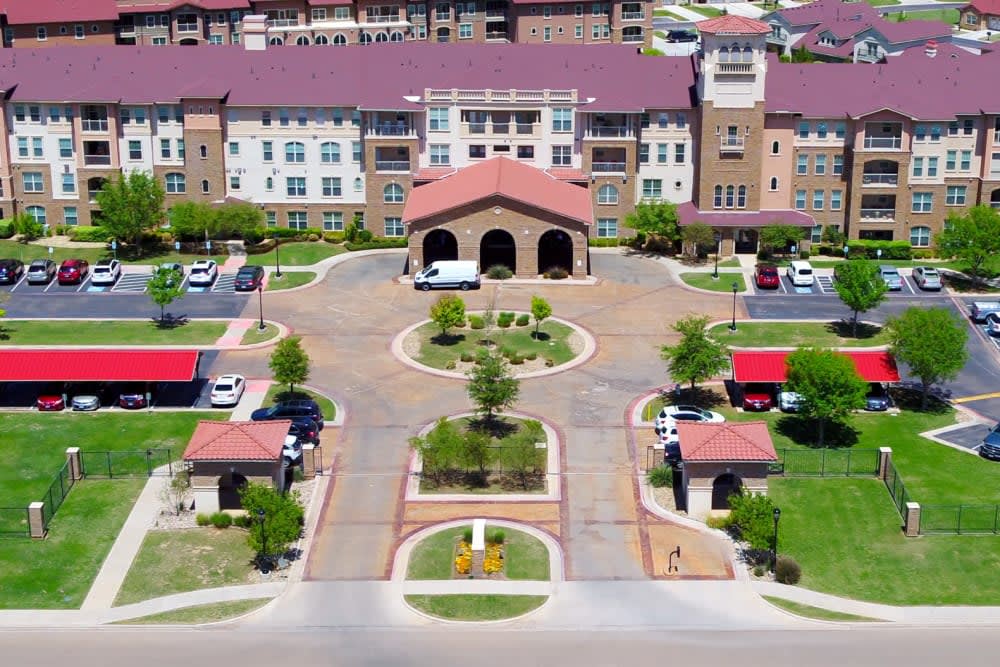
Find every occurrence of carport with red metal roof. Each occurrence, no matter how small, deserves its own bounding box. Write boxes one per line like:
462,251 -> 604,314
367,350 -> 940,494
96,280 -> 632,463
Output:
731,350 -> 900,384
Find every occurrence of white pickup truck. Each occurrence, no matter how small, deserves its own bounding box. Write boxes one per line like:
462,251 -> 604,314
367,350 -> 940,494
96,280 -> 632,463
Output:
970,302 -> 1000,322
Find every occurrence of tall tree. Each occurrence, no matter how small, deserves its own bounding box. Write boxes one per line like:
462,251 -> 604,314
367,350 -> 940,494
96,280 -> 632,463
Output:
832,260 -> 888,337
147,267 -> 184,323
429,294 -> 466,335
885,307 -> 968,410
680,222 -> 716,258
409,417 -> 463,486
660,314 -> 730,389
94,171 -> 165,257
624,200 -> 679,241
466,349 -> 520,423
459,429 -> 495,480
239,481 -> 305,560
216,201 -> 265,239
935,205 -> 1000,283
785,347 -> 868,447
530,295 -> 552,337
759,224 -> 805,256
502,420 -> 545,490
269,336 -> 311,393
167,201 -> 218,240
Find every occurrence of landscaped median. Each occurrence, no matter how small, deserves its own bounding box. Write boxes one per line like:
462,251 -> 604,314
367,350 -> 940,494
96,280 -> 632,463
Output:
707,321 -> 889,348
679,272 -> 747,293
0,319 -> 279,347
266,271 -> 317,291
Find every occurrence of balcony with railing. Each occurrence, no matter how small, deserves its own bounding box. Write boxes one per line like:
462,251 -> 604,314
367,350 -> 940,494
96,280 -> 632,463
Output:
486,6 -> 507,18
862,122 -> 903,150
115,21 -> 136,37
622,27 -> 644,43
374,147 -> 410,172
621,3 -> 645,20
862,161 -> 899,187
859,208 -> 895,221
591,162 -> 627,173
586,114 -> 632,139
81,119 -> 108,132
720,135 -> 745,153
591,147 -> 627,174
83,141 -> 112,167
716,62 -> 755,75
367,113 -> 414,137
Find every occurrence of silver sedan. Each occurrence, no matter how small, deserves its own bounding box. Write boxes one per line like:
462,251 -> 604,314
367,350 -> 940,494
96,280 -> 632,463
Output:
71,395 -> 100,411
912,266 -> 943,291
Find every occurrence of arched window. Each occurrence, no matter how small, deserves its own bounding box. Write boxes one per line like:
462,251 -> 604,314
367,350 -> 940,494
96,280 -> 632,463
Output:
320,142 -> 341,164
201,179 -> 209,194
390,31 -> 404,42
374,31 -> 388,42
26,205 -> 45,223
165,173 -> 186,193
269,36 -> 283,45
737,185 -> 747,208
742,46 -> 753,62
436,27 -> 450,42
719,46 -> 730,63
199,144 -> 207,159
910,226 -> 931,247
359,32 -> 372,45
333,33 -> 347,45
284,141 -> 305,163
295,35 -> 310,45
314,34 -> 328,45
769,177 -> 778,191
730,43 -> 740,61
725,185 -> 735,208
597,184 -> 619,205
713,185 -> 723,209
771,140 -> 780,155
383,183 -> 404,203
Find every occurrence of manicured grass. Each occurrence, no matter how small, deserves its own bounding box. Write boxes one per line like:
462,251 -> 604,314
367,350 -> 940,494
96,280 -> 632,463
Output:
0,240 -> 227,266
688,4 -> 723,17
762,596 -> 883,622
717,257 -> 741,268
888,8 -> 959,23
116,598 -> 272,624
263,384 -> 337,421
407,527 -> 466,580
770,477 -> 1000,605
654,30 -> 667,39
504,529 -> 550,580
239,322 -> 280,346
406,525 -> 551,580
864,0 -> 900,6
0,319 -> 227,346
0,412 -> 222,506
679,272 -> 747,292
707,321 -> 890,348
266,271 -> 317,291
247,242 -> 346,267
405,595 -> 547,621
411,318 -> 577,371
0,479 -> 144,609
115,528 -> 255,606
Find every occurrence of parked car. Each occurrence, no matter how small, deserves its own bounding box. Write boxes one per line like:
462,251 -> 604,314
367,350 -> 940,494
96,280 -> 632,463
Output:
210,374 -> 246,407
654,424 -> 679,446
57,258 -> 90,285
26,259 -> 56,284
0,258 -> 24,284
864,383 -> 891,411
754,264 -> 780,289
90,259 -> 122,286
251,399 -> 325,429
282,435 -> 302,467
971,301 -> 1000,323
742,383 -> 774,412
653,404 -> 725,430
979,423 -> 1000,461
157,262 -> 184,287
288,416 -> 320,445
71,394 -> 100,411
666,30 -> 698,43
234,265 -> 265,291
878,265 -> 903,291
786,260 -> 814,287
188,260 -> 218,286
912,266 -> 942,291
36,394 -> 65,411
118,386 -> 148,409
778,390 -> 803,413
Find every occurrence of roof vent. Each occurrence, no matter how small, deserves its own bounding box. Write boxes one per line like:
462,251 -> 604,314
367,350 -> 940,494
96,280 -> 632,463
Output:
925,39 -> 938,58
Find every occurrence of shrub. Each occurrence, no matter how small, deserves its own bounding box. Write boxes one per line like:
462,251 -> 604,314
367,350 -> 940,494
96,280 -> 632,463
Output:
486,264 -> 513,280
643,236 -> 674,254
196,513 -> 211,527
445,360 -> 456,370
756,250 -> 771,261
799,249 -> 810,259
68,225 -> 112,242
233,514 -> 252,529
324,231 -> 345,244
210,512 -> 233,529
753,565 -> 765,578
705,515 -> 731,530
344,222 -> 360,243
497,312 -> 515,328
501,347 -> 515,359
509,355 -> 525,365
462,527 -> 473,544
490,529 -> 505,545
647,465 -> 673,488
268,227 -> 306,240
727,491 -> 776,550
468,315 -> 485,329
345,237 -> 408,251
307,233 -> 320,242
460,352 -> 475,363
0,220 -> 13,239
525,352 -> 537,361
54,225 -> 68,236
912,249 -> 933,259
845,239 -> 912,260
775,556 -> 802,585
544,266 -> 569,280
588,237 -> 622,247
544,358 -> 555,367
358,229 -> 374,243
515,314 -> 530,327
816,244 -> 833,256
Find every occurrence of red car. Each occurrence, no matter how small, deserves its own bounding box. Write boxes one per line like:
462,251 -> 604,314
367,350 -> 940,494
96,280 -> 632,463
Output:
742,383 -> 774,412
755,264 -> 780,289
36,394 -> 65,411
57,259 -> 89,285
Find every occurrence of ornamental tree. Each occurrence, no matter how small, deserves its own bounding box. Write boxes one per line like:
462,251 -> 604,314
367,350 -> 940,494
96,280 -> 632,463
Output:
660,314 -> 730,389
239,481 -> 304,560
935,205 -> 1000,283
409,417 -> 463,486
429,294 -> 466,335
530,295 -> 552,337
681,222 -> 716,258
94,171 -> 165,257
785,347 -> 868,447
624,200 -> 680,241
466,349 -> 520,423
885,307 -> 968,410
269,336 -> 311,394
147,267 -> 185,323
832,260 -> 887,337
760,224 -> 805,256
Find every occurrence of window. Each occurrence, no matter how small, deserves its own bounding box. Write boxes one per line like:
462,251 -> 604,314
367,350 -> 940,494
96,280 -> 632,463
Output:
817,122 -> 828,139
575,24 -> 583,38
265,177 -> 273,191
642,179 -> 662,199
769,177 -> 778,191
352,110 -> 361,128
30,137 -> 42,158
552,145 -> 571,166
674,143 -> 685,164
165,173 -> 186,193
261,111 -> 272,127
279,108 -> 290,127
63,207 -> 77,226
713,185 -> 723,209
831,190 -> 842,211
23,172 -> 43,193
297,108 -> 308,127
128,140 -> 142,160
430,144 -> 450,165
228,141 -> 239,157
814,154 -> 826,175
910,225 -> 931,247
177,13 -> 198,32
946,150 -> 957,171
469,145 -> 486,159
575,3 -> 583,15
961,150 -> 972,171
61,173 -> 76,194
320,142 -> 340,164
120,108 -> 131,125
152,36 -> 166,45
176,139 -> 185,159
323,212 -> 344,231
335,7 -> 350,19
16,138 -> 27,158
948,121 -> 959,137
677,113 -> 687,129
26,206 -> 45,224
811,225 -> 823,244
516,145 -> 533,159
49,107 -> 60,123
230,176 -> 241,190
461,23 -> 473,39
37,26 -> 47,40
199,145 -> 207,159
737,185 -> 747,209
312,7 -> 327,20
770,140 -> 780,155
288,212 -> 308,230
13,105 -> 24,122
927,157 -> 938,177
383,183 -> 404,203
930,125 -> 941,142
964,119 -> 975,136
285,142 -> 305,163
332,109 -> 343,127
208,35 -> 223,45
833,154 -> 844,175
794,189 -> 806,210
354,177 -> 363,192
797,121 -> 809,139
657,143 -> 668,164
912,157 -> 923,177
597,184 -> 618,204
258,141 -> 272,163
725,185 -> 735,208
658,113 -> 669,129
911,192 -> 932,213
553,108 -> 572,133
946,185 -> 967,206
201,179 -> 209,194
352,141 -> 362,163
835,122 -> 846,139
323,177 -> 343,197
597,218 -> 617,238
384,217 -> 404,237
915,125 -> 927,141
286,177 -> 307,197
812,189 -> 824,210
74,25 -> 84,39
160,139 -> 171,159
796,154 -> 808,175
265,211 -> 276,228
429,108 -> 449,131
543,5 -> 552,17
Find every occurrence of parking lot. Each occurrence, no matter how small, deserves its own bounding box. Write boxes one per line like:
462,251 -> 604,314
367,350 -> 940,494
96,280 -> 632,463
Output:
747,270 -> 950,298
0,269 -> 243,295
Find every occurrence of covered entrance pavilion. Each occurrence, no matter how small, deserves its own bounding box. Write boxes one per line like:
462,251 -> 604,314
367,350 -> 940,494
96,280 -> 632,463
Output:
676,203 -> 815,255
405,157 -> 593,278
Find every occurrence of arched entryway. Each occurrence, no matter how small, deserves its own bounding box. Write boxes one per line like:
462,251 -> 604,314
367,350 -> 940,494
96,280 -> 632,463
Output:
734,229 -> 759,254
423,229 -> 458,266
217,472 -> 248,510
537,229 -> 573,275
179,38 -> 198,45
711,473 -> 742,510
480,229 -> 516,273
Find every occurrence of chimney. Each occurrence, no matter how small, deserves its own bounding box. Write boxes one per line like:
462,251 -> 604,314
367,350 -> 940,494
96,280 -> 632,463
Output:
925,39 -> 938,58
243,14 -> 268,51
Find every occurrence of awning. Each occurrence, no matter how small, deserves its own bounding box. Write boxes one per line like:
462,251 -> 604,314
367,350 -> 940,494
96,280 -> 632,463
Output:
0,350 -> 199,382
731,350 -> 900,383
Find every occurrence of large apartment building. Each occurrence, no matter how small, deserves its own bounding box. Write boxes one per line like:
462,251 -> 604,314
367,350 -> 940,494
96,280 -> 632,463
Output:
0,15 -> 997,272
0,0 -> 653,48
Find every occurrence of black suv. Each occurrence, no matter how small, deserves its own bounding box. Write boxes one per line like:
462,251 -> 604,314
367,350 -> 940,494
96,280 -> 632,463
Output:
0,258 -> 24,284
666,30 -> 698,43
251,399 -> 324,429
234,265 -> 265,291
287,416 -> 321,445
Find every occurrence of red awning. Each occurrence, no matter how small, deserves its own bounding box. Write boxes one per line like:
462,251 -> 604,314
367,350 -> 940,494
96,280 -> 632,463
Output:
0,350 -> 199,382
731,350 -> 900,383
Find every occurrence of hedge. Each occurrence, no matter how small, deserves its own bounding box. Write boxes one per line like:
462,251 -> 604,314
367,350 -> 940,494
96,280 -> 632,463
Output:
68,226 -> 112,242
814,240 -> 915,260
588,236 -> 639,248
324,232 -> 345,244
266,227 -> 325,240
345,237 -> 408,251
0,220 -> 13,239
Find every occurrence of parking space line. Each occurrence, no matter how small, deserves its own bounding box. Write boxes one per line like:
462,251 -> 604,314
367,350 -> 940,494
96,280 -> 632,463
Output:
76,276 -> 92,293
43,278 -> 57,293
9,273 -> 26,292
777,277 -> 787,294
902,276 -> 915,295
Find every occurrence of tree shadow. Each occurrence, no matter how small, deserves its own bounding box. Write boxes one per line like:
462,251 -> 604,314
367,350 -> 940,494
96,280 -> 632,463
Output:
825,320 -> 882,340
775,415 -> 859,449
942,273 -> 1000,294
0,326 -> 10,341
467,416 -> 519,439
152,315 -> 190,330
430,332 -> 466,346
890,384 -> 952,414
530,331 -> 551,341
660,385 -> 729,408
273,389 -> 314,403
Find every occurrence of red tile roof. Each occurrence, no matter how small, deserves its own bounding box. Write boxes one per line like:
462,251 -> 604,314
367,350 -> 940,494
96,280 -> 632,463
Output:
677,422 -> 777,462
183,420 -> 289,462
413,167 -> 458,181
3,0 -> 119,24
403,157 -> 594,225
677,202 -> 815,228
118,0 -> 250,12
0,349 -> 199,382
965,0 -> 1000,16
697,15 -> 771,35
731,351 -> 900,383
545,168 -> 588,181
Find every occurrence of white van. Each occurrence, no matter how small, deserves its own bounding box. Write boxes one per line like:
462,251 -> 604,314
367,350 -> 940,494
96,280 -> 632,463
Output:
786,260 -> 814,287
413,260 -> 481,291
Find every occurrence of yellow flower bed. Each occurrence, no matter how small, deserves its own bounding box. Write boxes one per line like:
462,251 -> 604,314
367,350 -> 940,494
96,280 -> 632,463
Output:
484,543 -> 504,574
455,540 -> 472,575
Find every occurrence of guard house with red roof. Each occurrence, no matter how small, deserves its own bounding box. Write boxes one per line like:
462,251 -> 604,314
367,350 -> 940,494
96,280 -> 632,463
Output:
183,420 -> 291,513
675,421 -> 778,520
960,0 -> 1000,31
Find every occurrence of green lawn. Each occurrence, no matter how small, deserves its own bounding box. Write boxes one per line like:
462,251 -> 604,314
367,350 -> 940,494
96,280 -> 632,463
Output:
504,528 -> 550,580
266,271 -> 317,291
116,598 -> 272,624
770,478 -> 1000,605
688,5 -> 723,17
240,322 -> 280,346
762,596 -> 883,622
654,30 -> 667,39
407,527 -> 465,580
679,272 -> 747,293
115,528 -> 255,606
0,479 -> 144,609
0,319 -> 227,346
263,385 -> 337,421
888,8 -> 959,23
247,242 -> 345,268
406,525 -> 550,580
865,0 -> 900,6
707,321 -> 890,348
405,595 -> 547,621
0,240 -> 227,266
410,318 -> 577,370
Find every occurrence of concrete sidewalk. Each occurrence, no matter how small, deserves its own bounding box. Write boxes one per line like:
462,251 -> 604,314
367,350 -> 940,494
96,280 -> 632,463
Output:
401,580 -> 554,596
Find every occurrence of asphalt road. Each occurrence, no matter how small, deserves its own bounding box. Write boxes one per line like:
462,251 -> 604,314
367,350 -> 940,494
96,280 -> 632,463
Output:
1,291 -> 249,319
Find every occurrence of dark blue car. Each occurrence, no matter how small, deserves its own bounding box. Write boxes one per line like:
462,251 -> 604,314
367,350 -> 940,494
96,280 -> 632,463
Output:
981,425 -> 1000,461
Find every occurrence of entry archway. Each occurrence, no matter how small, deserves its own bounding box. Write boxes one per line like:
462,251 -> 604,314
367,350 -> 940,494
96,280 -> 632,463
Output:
218,472 -> 248,510
734,229 -> 758,254
711,473 -> 742,510
422,229 -> 458,266
480,229 -> 516,273
537,229 -> 573,275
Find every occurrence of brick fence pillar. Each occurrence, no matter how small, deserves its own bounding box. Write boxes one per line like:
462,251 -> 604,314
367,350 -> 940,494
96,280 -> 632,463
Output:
878,446 -> 892,480
904,501 -> 921,537
27,501 -> 46,539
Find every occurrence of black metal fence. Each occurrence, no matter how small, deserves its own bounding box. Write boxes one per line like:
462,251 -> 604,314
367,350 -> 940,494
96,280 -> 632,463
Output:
883,458 -> 910,518
920,504 -> 1000,535
40,459 -> 76,530
0,507 -> 28,537
80,449 -> 174,479
769,448 -> 880,477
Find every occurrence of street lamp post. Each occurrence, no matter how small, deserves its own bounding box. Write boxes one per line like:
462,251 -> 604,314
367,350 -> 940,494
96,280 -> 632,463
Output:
729,281 -> 738,332
713,232 -> 721,279
273,234 -> 283,279
257,508 -> 268,570
771,507 -> 782,574
257,284 -> 266,331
